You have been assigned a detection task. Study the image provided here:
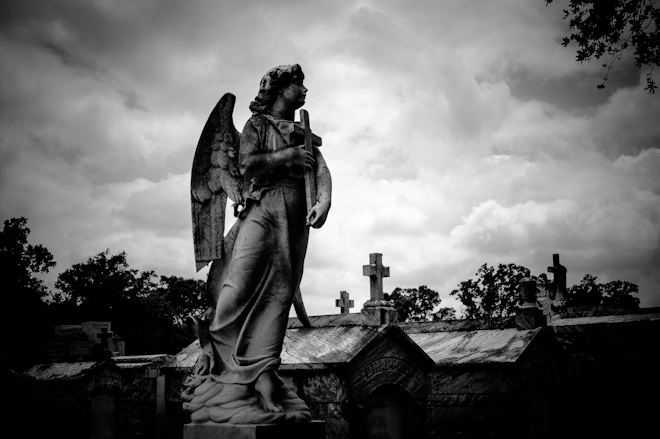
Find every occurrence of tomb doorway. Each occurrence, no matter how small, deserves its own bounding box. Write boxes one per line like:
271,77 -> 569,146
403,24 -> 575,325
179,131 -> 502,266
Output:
352,383 -> 411,439
90,391 -> 117,439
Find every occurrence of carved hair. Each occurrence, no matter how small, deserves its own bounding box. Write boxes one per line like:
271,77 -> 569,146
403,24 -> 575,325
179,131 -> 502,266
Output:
249,64 -> 305,115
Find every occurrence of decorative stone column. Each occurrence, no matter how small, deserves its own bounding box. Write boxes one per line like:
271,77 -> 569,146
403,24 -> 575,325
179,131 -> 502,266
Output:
515,277 -> 548,329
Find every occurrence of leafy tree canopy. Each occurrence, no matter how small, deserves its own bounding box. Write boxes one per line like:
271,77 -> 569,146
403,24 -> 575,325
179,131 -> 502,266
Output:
451,262 -> 641,320
547,0 -> 659,93
565,273 -> 640,308
53,250 -> 158,314
385,285 -> 456,322
1,217 -> 56,369
52,250 -> 199,354
450,263 -> 531,320
1,217 -> 55,301
157,275 -> 208,326
1,220 -> 208,362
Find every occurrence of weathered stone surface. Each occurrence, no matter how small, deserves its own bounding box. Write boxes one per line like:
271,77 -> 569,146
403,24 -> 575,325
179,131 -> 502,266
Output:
325,417 -> 349,439
335,291 -> 354,314
431,369 -> 514,395
183,421 -> 325,439
327,402 -> 348,418
515,307 -> 548,329
518,277 -> 537,305
427,393 -> 508,407
549,311 -> 660,330
348,326 -> 433,402
279,374 -> 297,394
360,305 -> 398,326
408,328 -> 540,365
362,253 -> 390,301
287,313 -> 364,328
302,372 -> 346,402
280,326 -> 382,367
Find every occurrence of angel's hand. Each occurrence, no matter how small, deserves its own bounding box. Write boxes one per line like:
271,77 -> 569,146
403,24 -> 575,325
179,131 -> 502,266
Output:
290,146 -> 315,170
306,200 -> 330,228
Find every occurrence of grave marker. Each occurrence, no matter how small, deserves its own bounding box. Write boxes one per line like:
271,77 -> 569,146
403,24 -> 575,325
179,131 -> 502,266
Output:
363,253 -> 390,301
335,291 -> 354,314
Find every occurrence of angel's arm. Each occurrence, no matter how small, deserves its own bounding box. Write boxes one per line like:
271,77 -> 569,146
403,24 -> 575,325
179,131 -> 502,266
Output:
239,120 -> 314,178
306,147 -> 332,228
314,147 -> 331,208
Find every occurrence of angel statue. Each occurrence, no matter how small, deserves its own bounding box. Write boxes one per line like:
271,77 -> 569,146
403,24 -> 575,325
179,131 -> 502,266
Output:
182,64 -> 332,424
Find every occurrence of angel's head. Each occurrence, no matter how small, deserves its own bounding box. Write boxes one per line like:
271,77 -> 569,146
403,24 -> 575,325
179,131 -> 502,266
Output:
249,64 -> 305,115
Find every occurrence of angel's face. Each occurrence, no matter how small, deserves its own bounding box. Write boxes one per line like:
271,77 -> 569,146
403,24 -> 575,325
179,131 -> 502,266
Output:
279,80 -> 307,111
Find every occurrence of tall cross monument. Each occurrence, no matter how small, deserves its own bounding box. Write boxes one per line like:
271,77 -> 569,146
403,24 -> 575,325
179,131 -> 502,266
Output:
362,253 -> 398,325
363,253 -> 390,301
547,253 -> 567,301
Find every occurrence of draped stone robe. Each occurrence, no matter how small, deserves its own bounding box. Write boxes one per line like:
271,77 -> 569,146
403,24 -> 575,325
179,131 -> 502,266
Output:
207,114 -> 309,384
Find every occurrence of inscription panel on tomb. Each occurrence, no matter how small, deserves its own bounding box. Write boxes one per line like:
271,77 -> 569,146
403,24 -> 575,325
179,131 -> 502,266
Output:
353,356 -> 414,383
348,328 -> 431,401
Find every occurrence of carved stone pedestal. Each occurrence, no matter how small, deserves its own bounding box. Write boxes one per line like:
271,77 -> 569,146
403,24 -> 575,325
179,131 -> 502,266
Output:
183,421 -> 325,439
515,306 -> 548,329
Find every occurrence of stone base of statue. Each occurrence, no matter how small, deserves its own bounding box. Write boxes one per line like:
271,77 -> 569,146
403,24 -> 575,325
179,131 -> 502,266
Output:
183,421 -> 325,439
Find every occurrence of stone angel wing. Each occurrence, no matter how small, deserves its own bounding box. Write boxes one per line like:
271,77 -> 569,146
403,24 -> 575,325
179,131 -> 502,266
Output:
191,93 -> 250,272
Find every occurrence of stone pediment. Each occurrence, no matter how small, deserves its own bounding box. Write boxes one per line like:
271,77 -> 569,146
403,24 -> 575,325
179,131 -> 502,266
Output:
347,324 -> 434,401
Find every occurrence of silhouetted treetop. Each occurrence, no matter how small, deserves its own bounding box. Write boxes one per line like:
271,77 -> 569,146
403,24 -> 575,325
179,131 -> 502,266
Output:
385,285 -> 456,322
547,0 -> 659,93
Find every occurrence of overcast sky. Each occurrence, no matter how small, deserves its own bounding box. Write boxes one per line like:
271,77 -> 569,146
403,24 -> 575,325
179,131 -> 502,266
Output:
1,0 -> 659,316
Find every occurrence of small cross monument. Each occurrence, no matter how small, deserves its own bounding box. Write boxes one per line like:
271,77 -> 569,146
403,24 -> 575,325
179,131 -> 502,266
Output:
362,253 -> 397,325
96,327 -> 113,360
335,291 -> 354,314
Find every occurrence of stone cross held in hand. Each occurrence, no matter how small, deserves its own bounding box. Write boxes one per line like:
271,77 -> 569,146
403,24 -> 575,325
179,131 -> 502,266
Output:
295,109 -> 322,214
363,253 -> 390,301
335,291 -> 354,314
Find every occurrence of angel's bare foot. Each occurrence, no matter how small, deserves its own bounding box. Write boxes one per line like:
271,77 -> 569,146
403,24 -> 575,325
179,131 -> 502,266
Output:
255,371 -> 283,413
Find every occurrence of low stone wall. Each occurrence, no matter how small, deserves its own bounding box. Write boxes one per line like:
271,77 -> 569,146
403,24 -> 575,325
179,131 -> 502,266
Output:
280,369 -> 349,439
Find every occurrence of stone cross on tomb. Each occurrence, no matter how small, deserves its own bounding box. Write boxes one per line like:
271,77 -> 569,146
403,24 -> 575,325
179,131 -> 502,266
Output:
97,327 -> 112,351
547,254 -> 567,292
363,253 -> 390,301
335,291 -> 354,314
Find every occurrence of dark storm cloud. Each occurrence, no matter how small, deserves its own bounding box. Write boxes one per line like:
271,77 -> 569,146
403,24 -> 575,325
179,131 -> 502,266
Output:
39,40 -> 148,111
40,40 -> 105,75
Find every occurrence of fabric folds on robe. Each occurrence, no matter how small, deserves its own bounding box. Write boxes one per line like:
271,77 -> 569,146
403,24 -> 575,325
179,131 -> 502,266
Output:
207,115 -> 309,385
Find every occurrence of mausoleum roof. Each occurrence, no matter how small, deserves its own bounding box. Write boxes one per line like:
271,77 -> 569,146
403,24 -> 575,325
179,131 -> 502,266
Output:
287,313 -> 372,328
175,311 -> 660,371
23,361 -> 100,381
176,326 -> 388,370
113,354 -> 175,368
281,325 -> 384,369
175,339 -> 202,369
23,354 -> 176,380
407,328 -> 541,365
549,312 -> 660,331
